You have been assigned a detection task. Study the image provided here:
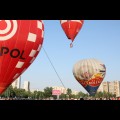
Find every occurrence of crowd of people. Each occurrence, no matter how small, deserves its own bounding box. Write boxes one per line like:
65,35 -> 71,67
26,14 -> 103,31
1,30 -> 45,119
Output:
0,96 -> 120,100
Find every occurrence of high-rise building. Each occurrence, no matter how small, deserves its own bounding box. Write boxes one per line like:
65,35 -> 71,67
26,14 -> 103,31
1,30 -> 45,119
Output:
97,81 -> 120,97
98,81 -> 109,93
97,83 -> 103,92
12,76 -> 21,89
116,81 -> 120,97
109,81 -> 120,97
23,81 -> 30,91
102,81 -> 109,92
109,81 -> 115,94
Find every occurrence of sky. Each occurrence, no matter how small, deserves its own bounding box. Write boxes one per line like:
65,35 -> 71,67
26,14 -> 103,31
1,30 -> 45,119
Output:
21,20 -> 120,93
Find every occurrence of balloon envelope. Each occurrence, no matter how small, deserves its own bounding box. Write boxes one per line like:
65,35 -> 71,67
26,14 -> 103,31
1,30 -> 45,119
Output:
60,20 -> 84,42
73,58 -> 106,96
0,20 -> 44,94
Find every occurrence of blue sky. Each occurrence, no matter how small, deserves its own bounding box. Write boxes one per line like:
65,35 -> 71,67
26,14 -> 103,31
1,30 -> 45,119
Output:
21,20 -> 120,93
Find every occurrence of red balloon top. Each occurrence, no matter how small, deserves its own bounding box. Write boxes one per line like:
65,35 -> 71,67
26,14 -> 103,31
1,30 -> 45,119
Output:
60,20 -> 84,41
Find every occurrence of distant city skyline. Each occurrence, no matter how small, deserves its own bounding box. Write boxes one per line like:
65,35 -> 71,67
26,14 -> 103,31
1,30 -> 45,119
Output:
12,75 -> 120,96
13,75 -> 120,96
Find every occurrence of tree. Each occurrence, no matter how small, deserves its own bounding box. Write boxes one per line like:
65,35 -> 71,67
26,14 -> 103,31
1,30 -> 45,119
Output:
44,87 -> 53,99
67,88 -> 72,99
37,91 -> 44,100
95,92 -> 103,98
3,85 -> 14,98
77,91 -> 88,99
59,93 -> 66,100
34,90 -> 38,99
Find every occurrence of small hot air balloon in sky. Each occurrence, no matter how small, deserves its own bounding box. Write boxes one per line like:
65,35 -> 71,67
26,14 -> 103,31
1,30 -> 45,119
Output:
60,20 -> 84,47
73,58 -> 106,96
0,20 -> 44,94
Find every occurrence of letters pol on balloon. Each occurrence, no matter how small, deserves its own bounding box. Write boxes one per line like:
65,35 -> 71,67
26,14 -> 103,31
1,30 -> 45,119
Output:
0,47 -> 25,59
0,20 -> 44,94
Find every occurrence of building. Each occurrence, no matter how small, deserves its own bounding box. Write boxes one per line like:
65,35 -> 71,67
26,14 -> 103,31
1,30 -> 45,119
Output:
12,76 -> 21,89
52,86 -> 79,95
115,81 -> 120,97
103,81 -> 109,92
23,81 -> 30,91
109,81 -> 114,94
72,90 -> 79,95
109,81 -> 120,97
97,80 -> 120,97
30,88 -> 43,93
52,86 -> 67,94
97,81 -> 109,93
97,83 -> 103,92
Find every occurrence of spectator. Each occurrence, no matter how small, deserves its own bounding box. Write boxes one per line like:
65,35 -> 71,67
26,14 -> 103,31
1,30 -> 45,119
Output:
80,97 -> 84,100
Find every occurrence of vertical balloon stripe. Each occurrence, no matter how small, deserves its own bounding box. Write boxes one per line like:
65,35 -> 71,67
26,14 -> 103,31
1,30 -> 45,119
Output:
89,59 -> 94,76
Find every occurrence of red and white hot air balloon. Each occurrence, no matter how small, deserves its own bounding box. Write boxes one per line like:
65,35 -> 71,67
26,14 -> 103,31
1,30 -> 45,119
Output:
60,20 -> 84,47
0,20 -> 44,94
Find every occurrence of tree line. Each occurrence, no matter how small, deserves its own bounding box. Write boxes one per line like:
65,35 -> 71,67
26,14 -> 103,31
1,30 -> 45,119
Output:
0,85 -> 116,100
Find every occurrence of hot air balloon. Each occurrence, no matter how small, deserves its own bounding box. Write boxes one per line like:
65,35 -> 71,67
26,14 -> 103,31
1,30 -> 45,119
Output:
73,58 -> 106,96
60,20 -> 84,47
0,20 -> 44,94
